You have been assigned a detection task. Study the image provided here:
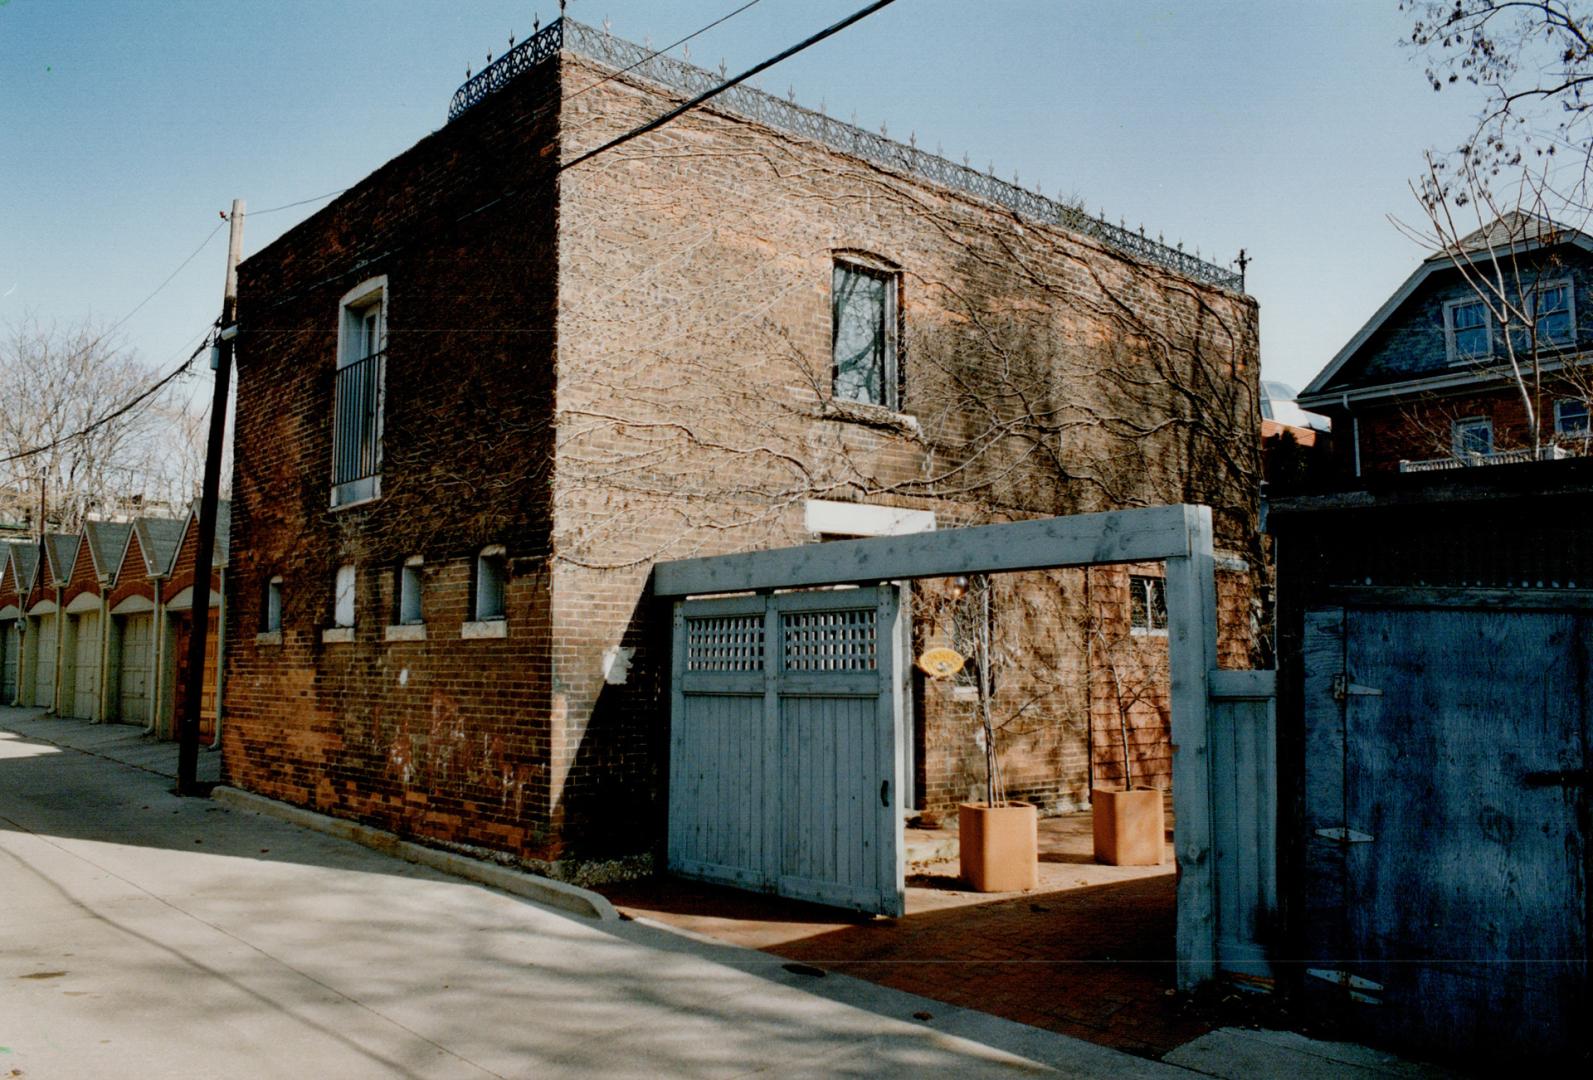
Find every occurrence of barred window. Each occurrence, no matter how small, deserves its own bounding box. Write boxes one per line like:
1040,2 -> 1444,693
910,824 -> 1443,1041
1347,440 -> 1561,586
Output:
332,277 -> 386,507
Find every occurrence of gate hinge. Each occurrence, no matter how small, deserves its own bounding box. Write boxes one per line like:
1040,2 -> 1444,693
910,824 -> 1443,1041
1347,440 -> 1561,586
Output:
1314,826 -> 1374,843
1307,968 -> 1383,1004
1331,674 -> 1382,702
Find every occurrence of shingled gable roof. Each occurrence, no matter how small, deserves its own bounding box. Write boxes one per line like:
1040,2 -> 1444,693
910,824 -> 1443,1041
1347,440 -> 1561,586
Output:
82,520 -> 133,582
1298,214 -> 1593,406
6,542 -> 38,595
43,533 -> 79,587
170,499 -> 231,573
125,516 -> 187,578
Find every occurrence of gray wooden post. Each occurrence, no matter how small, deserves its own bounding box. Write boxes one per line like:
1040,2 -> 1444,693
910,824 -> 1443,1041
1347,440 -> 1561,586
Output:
1165,504 -> 1219,988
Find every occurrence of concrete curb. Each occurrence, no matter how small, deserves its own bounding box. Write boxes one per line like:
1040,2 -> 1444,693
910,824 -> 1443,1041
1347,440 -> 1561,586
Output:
211,786 -> 619,922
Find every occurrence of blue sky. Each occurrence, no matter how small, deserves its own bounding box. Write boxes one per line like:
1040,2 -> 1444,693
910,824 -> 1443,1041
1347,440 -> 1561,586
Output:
0,0 -> 1480,394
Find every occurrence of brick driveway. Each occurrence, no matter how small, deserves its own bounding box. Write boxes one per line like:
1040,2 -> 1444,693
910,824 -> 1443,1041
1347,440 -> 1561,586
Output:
600,812 -> 1213,1060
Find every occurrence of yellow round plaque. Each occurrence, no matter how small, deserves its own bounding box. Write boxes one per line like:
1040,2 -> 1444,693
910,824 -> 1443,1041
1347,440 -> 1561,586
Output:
917,647 -> 966,679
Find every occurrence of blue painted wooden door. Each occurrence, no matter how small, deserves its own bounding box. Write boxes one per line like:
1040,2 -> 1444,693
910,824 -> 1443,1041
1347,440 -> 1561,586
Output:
668,587 -> 906,916
1302,605 -> 1588,1062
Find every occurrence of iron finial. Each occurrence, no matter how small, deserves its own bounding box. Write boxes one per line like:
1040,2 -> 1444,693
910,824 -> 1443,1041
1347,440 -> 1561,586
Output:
509,32 -> 515,48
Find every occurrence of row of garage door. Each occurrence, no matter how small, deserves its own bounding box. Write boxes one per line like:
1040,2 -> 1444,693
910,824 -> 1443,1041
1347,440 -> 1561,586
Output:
0,609 -> 205,730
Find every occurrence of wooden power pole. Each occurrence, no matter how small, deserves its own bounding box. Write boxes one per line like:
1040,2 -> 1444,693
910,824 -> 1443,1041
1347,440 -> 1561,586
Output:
177,198 -> 243,795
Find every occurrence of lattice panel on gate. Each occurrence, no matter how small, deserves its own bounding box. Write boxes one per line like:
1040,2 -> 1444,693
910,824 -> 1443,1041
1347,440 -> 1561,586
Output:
685,615 -> 764,671
781,609 -> 878,671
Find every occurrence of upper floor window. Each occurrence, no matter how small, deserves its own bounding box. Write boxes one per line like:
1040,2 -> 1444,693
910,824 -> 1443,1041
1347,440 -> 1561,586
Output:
333,564 -> 357,628
332,277 -> 387,507
473,545 -> 507,621
1444,298 -> 1491,364
1531,280 -> 1575,347
1453,416 -> 1493,458
1129,574 -> 1167,635
1555,397 -> 1590,437
832,261 -> 899,409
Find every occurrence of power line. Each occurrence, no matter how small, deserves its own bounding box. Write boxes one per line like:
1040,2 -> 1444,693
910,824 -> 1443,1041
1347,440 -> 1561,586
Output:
0,327 -> 216,466
566,0 -> 764,102
106,221 -> 225,336
253,188 -> 348,216
563,0 -> 898,172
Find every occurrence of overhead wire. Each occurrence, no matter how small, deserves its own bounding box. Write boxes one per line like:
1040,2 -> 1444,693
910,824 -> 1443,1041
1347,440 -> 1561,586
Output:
565,0 -> 764,101
562,0 -> 899,172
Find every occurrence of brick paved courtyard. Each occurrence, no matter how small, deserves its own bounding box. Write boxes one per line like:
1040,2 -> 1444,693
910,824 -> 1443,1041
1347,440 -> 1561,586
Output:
601,810 -> 1213,1059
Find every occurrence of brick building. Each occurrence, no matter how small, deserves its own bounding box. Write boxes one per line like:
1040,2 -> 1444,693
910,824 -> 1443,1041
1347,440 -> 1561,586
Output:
224,19 -> 1261,872
1299,212 -> 1593,475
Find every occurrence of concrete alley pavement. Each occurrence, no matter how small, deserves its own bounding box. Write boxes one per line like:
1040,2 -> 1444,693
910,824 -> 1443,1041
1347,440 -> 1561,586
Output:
0,710 -> 1456,1079
0,710 -> 1188,1079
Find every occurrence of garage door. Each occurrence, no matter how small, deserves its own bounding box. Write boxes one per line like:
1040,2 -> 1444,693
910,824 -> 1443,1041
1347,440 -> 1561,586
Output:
32,613 -> 56,709
668,586 -> 907,915
117,613 -> 153,725
2,622 -> 17,703
71,611 -> 101,719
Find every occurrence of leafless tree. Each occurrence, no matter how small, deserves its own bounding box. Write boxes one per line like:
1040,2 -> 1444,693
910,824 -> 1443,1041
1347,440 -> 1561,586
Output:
0,315 -> 204,532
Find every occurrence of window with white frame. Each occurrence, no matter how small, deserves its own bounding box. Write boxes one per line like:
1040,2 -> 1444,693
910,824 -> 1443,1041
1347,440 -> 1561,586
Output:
473,546 -> 506,621
832,260 -> 899,409
333,564 -> 356,628
1445,298 -> 1491,364
396,557 -> 423,625
1556,397 -> 1590,437
332,277 -> 387,507
264,575 -> 282,633
1129,574 -> 1167,634
1532,280 -> 1575,347
1453,416 -> 1494,457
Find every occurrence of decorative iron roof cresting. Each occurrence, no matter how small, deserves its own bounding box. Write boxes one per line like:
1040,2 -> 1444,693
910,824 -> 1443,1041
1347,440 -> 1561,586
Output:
449,19 -> 1245,292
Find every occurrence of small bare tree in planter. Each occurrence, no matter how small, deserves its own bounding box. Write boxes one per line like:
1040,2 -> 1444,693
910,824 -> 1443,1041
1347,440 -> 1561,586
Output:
1086,571 -> 1169,866
931,574 -> 1039,893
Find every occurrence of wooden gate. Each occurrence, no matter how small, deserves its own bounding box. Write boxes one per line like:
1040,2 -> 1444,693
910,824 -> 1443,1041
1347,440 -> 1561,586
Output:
31,612 -> 57,710
1302,604 -> 1589,1060
1209,670 -> 1277,982
668,586 -> 907,915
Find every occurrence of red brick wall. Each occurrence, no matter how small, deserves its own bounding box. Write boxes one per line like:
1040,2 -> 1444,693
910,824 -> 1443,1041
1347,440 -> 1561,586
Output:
165,518 -> 223,604
551,57 -> 1263,841
61,537 -> 100,610
225,60 -> 564,861
106,532 -> 155,611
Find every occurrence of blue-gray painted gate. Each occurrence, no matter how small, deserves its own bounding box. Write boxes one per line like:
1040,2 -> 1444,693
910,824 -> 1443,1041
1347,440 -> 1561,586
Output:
1209,670 -> 1277,982
668,587 -> 907,916
1302,604 -> 1588,1061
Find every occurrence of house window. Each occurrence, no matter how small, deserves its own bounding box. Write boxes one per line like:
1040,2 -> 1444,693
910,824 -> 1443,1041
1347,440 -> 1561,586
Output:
1444,298 -> 1491,364
332,277 -> 387,507
1532,281 -> 1575,347
473,546 -> 506,621
397,557 -> 423,625
1556,398 -> 1590,437
832,261 -> 899,409
1453,416 -> 1494,457
263,576 -> 282,633
1129,575 -> 1167,634
333,564 -> 357,628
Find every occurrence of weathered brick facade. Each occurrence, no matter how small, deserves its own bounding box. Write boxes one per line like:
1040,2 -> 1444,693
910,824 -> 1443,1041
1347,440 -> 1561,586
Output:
225,29 -> 1261,870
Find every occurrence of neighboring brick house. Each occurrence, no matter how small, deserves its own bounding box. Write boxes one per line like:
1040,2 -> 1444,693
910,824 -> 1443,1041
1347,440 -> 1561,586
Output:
224,19 -> 1262,871
1299,213 -> 1593,475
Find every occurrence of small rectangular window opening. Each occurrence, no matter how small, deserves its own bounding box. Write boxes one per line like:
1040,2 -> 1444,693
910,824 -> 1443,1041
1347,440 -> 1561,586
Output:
1453,417 -> 1493,457
1555,397 -> 1590,437
474,547 -> 506,621
1129,575 -> 1167,634
264,576 -> 282,633
334,564 -> 356,628
1446,298 -> 1491,363
397,557 -> 423,625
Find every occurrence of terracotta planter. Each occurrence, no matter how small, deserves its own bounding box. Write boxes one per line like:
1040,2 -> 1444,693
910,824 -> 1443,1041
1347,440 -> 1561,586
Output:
958,802 -> 1038,892
1092,786 -> 1166,866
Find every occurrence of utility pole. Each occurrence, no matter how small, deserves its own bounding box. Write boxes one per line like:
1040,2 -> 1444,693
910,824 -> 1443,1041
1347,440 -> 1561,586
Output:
177,198 -> 243,795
